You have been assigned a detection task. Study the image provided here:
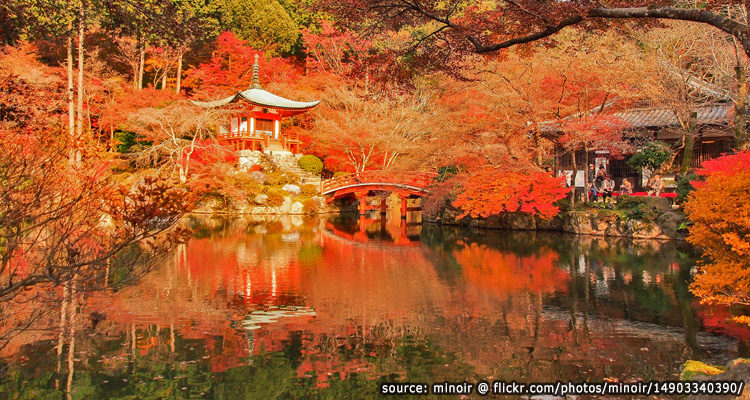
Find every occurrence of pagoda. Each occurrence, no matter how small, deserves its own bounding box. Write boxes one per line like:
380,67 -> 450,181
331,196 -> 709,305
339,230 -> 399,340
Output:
193,55 -> 320,154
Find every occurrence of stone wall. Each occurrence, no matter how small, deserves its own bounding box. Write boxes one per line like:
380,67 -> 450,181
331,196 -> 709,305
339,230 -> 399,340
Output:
429,207 -> 687,240
194,195 -> 338,215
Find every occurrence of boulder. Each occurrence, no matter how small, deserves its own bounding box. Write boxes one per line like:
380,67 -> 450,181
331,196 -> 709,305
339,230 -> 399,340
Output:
536,215 -> 563,231
283,184 -> 301,195
686,359 -> 750,400
290,201 -> 304,214
248,171 -> 267,183
656,211 -> 686,239
499,212 -> 536,230
278,196 -> 293,213
254,194 -> 269,205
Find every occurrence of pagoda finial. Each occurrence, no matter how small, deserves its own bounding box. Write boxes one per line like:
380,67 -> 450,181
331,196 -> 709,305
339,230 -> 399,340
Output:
251,54 -> 262,89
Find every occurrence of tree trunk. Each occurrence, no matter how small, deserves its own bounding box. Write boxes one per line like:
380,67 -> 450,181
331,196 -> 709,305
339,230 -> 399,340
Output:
138,41 -> 145,90
67,29 -> 75,166
734,64 -> 748,148
570,148 -> 577,208
75,0 -> 85,165
175,52 -> 183,94
161,66 -> 168,90
679,112 -> 697,174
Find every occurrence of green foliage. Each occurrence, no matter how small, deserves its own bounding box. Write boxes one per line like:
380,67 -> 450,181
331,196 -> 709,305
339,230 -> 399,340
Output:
627,141 -> 672,172
300,184 -> 318,197
115,130 -> 151,153
676,173 -> 698,205
333,171 -> 349,178
298,154 -> 323,175
680,360 -> 724,380
437,166 -> 458,182
220,0 -> 300,55
616,194 -> 662,222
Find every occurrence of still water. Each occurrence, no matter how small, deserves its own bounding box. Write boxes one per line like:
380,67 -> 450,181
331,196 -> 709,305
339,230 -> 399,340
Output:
2,214 -> 748,399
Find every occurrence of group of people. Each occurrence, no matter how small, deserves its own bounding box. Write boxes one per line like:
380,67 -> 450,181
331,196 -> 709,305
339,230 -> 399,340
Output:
588,165 -> 633,202
587,164 -> 665,202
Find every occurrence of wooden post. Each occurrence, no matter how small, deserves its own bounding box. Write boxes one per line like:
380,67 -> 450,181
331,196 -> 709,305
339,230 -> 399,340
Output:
400,195 -> 407,219
358,192 -> 368,215
380,198 -> 387,215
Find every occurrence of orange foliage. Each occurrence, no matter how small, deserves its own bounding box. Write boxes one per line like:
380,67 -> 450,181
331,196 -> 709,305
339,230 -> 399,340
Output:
452,167 -> 569,219
685,151 -> 750,309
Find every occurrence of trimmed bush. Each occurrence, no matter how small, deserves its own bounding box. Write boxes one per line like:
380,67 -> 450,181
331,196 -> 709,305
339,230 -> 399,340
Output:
303,198 -> 318,214
298,155 -> 323,175
266,189 -> 286,207
616,194 -> 666,222
266,171 -> 299,186
300,184 -> 318,197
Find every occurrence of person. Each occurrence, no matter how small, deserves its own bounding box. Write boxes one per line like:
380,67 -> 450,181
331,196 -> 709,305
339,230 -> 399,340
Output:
602,174 -> 615,202
593,173 -> 605,202
648,174 -> 664,196
587,164 -> 596,200
620,178 -> 633,195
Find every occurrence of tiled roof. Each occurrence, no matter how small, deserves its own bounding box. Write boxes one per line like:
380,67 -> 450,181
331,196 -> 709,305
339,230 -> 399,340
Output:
612,103 -> 733,129
539,103 -> 733,134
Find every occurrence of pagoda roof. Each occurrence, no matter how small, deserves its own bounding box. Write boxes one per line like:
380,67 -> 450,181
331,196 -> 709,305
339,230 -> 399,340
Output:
192,87 -> 321,110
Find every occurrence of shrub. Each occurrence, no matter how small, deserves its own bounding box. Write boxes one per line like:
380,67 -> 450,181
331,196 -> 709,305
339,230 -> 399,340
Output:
298,155 -> 323,175
676,173 -> 698,205
300,184 -> 318,197
615,194 -> 662,222
452,168 -> 569,220
627,140 -> 672,172
333,171 -> 350,178
266,170 -> 299,186
303,198 -> 318,214
265,189 -> 286,207
227,171 -> 261,195
685,151 -> 750,311
248,164 -> 263,173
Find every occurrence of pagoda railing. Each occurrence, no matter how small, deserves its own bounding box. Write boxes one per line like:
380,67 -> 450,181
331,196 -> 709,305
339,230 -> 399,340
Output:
321,170 -> 438,195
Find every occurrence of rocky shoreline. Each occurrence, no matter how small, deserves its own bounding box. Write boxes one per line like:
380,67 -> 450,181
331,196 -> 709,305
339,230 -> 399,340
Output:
427,207 -> 687,240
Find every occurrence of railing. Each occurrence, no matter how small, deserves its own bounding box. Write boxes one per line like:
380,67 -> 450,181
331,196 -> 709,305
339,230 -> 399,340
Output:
321,170 -> 438,194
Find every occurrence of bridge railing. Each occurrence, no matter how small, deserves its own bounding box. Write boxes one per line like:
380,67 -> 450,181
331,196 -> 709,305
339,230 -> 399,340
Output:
321,170 -> 439,194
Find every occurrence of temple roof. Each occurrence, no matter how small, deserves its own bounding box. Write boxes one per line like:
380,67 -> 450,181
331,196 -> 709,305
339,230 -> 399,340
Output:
191,88 -> 321,110
192,54 -> 320,112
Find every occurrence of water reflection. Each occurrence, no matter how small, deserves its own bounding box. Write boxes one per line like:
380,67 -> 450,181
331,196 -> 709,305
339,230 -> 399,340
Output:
1,215 -> 748,399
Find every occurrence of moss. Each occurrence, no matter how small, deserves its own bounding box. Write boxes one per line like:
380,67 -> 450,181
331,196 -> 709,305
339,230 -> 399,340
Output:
680,360 -> 724,380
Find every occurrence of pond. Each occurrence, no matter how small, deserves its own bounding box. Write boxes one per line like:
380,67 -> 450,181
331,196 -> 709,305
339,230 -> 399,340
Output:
1,214 -> 748,399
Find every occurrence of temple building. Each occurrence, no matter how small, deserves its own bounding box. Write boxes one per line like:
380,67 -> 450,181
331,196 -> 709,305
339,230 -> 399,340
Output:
193,55 -> 320,154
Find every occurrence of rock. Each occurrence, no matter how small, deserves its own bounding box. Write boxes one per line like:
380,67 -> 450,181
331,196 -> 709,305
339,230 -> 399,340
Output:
278,197 -> 293,213
254,194 -> 268,205
656,211 -> 686,238
282,184 -> 301,195
686,359 -> 750,400
248,171 -> 267,183
499,212 -> 536,230
440,206 -> 466,225
536,215 -> 563,231
625,219 -> 664,239
290,201 -> 304,214
562,212 -> 594,235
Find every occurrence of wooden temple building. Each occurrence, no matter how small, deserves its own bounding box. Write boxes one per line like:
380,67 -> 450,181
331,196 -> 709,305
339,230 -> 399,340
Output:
193,55 -> 320,154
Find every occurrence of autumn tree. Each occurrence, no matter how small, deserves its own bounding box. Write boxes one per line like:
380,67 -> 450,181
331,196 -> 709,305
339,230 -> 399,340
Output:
685,151 -> 750,314
452,167 -> 569,220
127,100 -> 216,183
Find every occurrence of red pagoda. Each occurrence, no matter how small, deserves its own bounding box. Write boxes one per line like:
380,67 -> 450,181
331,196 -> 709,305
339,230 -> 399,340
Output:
194,55 -> 320,154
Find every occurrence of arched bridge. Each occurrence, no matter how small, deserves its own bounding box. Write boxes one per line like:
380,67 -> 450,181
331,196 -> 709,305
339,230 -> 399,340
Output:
320,170 -> 438,217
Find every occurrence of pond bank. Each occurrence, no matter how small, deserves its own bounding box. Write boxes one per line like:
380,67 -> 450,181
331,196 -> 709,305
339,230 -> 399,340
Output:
428,207 -> 687,240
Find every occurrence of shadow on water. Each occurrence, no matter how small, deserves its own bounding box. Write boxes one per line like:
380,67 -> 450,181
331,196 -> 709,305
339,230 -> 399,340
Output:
0,215 -> 748,399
